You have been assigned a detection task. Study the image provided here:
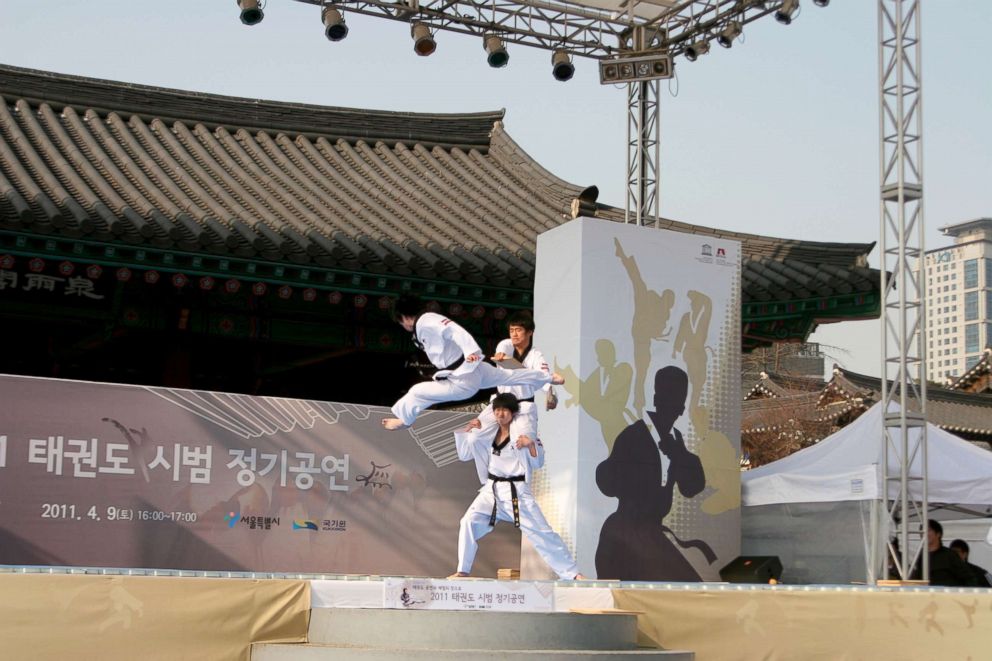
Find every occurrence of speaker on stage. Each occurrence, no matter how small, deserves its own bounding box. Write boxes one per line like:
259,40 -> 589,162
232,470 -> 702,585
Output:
720,556 -> 783,583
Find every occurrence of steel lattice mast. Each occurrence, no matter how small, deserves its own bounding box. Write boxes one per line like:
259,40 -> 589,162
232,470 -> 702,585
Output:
877,0 -> 927,582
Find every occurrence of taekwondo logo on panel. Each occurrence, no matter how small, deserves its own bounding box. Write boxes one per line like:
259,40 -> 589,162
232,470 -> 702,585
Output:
701,244 -> 713,257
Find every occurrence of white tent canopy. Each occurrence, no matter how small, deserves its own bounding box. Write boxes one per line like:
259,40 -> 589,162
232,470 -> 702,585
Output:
741,402 -> 992,583
743,401 -> 992,516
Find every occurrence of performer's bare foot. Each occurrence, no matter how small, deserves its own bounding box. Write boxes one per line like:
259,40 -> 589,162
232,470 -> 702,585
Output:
447,572 -> 469,579
573,573 -> 587,580
551,372 -> 565,385
381,418 -> 409,431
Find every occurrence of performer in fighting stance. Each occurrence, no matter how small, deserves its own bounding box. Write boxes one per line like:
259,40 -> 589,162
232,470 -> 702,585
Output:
476,310 -> 557,431
450,393 -> 584,580
382,296 -> 563,430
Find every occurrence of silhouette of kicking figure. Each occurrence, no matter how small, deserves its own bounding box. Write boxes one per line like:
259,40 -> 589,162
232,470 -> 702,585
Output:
595,366 -> 715,581
615,238 -> 674,418
555,339 -> 634,452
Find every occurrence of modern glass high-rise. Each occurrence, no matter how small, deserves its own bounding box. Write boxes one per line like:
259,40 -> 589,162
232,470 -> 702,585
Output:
923,218 -> 992,382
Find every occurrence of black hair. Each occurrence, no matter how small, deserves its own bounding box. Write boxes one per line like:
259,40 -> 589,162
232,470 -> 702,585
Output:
393,294 -> 424,321
950,539 -> 970,554
507,310 -> 535,332
491,392 -> 520,414
928,519 -> 943,538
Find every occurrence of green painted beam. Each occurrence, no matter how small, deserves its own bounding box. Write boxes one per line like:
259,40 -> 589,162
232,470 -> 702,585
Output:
0,229 -> 533,309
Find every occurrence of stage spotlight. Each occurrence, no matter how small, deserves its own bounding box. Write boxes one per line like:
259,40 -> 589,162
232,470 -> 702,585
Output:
717,21 -> 742,48
551,49 -> 574,82
411,23 -> 436,56
484,34 -> 509,68
776,0 -> 799,24
237,0 -> 264,25
684,40 -> 710,61
813,0 -> 829,5
322,5 -> 348,41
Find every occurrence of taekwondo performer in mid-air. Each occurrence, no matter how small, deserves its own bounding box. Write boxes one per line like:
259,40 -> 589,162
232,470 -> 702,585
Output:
382,296 -> 564,431
449,393 -> 584,580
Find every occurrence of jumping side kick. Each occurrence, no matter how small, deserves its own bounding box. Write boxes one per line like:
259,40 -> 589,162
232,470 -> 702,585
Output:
382,295 -> 564,430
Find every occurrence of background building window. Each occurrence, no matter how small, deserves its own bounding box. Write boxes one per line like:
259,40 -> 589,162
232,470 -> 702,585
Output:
965,291 -> 979,321
965,259 -> 979,288
966,323 -> 980,353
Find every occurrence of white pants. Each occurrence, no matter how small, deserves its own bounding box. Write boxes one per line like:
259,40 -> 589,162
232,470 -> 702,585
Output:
457,480 -> 578,579
392,363 -> 550,426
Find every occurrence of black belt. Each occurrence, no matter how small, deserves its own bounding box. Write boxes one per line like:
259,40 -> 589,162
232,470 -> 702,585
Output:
434,355 -> 465,380
517,396 -> 535,403
487,473 -> 525,528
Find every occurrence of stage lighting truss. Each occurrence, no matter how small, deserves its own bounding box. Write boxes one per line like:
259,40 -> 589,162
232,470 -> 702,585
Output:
288,0 -> 784,64
775,0 -> 799,25
411,22 -> 437,55
238,0 -> 264,25
551,48 -> 575,81
322,5 -> 349,41
684,39 -> 710,62
484,33 -> 510,67
599,52 -> 672,85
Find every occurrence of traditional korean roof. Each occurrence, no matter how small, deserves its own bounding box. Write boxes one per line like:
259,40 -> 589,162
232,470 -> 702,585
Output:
822,366 -> 992,440
947,347 -> 992,393
0,64 -> 879,340
744,370 -> 825,400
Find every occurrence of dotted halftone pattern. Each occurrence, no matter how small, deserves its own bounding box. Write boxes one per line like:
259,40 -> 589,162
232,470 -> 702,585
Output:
668,264 -> 742,559
529,458 -> 575,554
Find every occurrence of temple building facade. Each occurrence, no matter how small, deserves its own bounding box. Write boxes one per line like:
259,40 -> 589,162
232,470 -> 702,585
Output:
0,64 -> 879,405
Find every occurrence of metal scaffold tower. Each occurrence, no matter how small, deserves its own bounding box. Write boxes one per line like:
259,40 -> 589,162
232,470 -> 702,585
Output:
876,0 -> 928,582
625,26 -> 661,227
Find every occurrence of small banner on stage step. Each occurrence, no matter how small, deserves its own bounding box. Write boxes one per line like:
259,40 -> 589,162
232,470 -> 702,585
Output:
383,577 -> 554,612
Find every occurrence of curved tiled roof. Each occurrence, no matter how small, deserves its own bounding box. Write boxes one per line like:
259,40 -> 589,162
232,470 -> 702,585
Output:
825,366 -> 992,439
0,64 -> 877,303
744,371 -> 825,400
947,347 -> 992,392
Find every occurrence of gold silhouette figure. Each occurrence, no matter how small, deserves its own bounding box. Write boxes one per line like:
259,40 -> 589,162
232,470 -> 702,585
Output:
615,238 -> 674,417
689,404 -> 740,514
672,290 -> 711,415
672,290 -> 739,515
555,339 -> 634,452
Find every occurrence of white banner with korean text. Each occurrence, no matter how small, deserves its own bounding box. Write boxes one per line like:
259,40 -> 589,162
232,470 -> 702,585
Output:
383,577 -> 554,612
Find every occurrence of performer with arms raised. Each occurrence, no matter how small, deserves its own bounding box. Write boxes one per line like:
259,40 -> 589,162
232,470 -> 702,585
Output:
450,393 -> 583,580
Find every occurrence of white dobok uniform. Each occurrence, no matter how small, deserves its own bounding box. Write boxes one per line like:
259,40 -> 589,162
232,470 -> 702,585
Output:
477,338 -> 553,430
391,313 -> 553,427
453,417 -> 579,579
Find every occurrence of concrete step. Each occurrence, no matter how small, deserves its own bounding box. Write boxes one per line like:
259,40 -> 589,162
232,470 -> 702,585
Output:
307,608 -> 638,651
252,643 -> 694,660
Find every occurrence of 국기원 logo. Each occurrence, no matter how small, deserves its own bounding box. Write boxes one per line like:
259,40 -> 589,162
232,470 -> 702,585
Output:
292,519 -> 319,531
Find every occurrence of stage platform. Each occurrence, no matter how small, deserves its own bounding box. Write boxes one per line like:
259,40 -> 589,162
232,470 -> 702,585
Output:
1,567 -> 989,660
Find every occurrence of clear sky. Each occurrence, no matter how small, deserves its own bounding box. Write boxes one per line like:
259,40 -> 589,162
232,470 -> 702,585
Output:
1,0 -> 989,378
